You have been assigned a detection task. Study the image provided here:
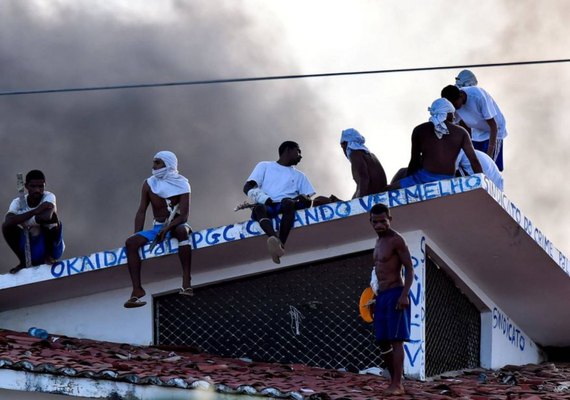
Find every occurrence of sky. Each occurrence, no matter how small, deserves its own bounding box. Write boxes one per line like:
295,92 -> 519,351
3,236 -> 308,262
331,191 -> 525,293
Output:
1,0 -> 569,272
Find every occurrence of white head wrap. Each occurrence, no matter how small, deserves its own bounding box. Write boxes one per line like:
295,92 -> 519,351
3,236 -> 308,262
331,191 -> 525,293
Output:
340,128 -> 370,159
455,69 -> 478,88
428,98 -> 456,139
147,151 -> 191,198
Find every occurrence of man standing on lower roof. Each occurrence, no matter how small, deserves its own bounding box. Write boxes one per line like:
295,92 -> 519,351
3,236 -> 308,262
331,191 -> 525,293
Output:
243,141 -> 315,264
390,98 -> 483,189
441,84 -> 507,171
340,128 -> 387,198
3,170 -> 64,273
456,148 -> 504,191
123,151 -> 192,309
369,203 -> 413,396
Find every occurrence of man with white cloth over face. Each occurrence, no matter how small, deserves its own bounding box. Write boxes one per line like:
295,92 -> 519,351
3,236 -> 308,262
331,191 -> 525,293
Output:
392,98 -> 483,189
340,128 -> 387,198
124,151 -> 192,308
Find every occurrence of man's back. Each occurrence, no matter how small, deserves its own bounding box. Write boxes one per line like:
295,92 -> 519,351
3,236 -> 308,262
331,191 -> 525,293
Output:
412,122 -> 470,176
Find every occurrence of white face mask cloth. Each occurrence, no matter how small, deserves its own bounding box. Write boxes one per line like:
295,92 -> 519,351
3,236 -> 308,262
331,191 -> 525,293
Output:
147,151 -> 191,198
428,98 -> 456,139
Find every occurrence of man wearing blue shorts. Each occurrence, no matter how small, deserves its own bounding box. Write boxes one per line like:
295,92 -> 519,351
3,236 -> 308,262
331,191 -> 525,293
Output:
3,170 -> 64,273
123,151 -> 192,308
369,203 -> 414,395
391,98 -> 482,189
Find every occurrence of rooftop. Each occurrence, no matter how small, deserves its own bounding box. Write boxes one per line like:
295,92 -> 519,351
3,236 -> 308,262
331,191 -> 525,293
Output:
1,328 -> 570,399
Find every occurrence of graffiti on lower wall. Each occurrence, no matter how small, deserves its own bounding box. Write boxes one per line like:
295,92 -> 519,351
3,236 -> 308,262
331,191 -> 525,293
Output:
404,234 -> 426,380
492,307 -> 526,352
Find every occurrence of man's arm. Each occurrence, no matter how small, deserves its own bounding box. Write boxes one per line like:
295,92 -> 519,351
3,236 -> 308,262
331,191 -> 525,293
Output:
4,202 -> 54,228
163,193 -> 190,234
133,183 -> 151,233
485,117 -> 498,158
243,180 -> 257,195
395,236 -> 414,310
406,128 -> 422,175
461,132 -> 483,174
349,151 -> 370,198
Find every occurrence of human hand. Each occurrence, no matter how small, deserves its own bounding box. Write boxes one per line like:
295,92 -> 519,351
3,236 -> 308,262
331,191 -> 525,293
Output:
396,293 -> 410,310
34,202 -> 54,215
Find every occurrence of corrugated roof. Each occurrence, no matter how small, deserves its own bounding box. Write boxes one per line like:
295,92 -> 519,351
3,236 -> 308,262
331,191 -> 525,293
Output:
1,329 -> 570,399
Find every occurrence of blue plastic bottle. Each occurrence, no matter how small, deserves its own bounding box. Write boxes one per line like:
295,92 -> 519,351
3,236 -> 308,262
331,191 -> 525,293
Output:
28,327 -> 49,340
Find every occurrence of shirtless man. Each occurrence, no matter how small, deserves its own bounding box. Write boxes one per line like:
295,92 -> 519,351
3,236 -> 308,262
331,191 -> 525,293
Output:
340,128 -> 387,198
369,203 -> 414,395
391,98 -> 483,189
123,151 -> 192,308
3,170 -> 64,273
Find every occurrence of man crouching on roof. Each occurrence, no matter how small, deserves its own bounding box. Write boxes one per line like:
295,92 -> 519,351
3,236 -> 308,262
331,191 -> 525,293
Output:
123,151 -> 192,309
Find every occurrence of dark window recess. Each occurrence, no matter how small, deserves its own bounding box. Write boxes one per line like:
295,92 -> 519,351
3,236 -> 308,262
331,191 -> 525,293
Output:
154,251 -> 381,372
425,255 -> 481,376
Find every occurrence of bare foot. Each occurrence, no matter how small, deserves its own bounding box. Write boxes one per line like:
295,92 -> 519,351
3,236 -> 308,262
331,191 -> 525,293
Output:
384,385 -> 405,396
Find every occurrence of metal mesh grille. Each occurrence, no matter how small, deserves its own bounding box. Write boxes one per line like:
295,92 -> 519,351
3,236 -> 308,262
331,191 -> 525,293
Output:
155,252 -> 380,371
425,255 -> 480,376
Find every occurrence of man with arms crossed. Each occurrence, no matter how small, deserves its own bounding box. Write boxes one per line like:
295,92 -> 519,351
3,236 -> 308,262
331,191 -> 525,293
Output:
124,151 -> 192,308
3,170 -> 64,273
369,203 -> 413,395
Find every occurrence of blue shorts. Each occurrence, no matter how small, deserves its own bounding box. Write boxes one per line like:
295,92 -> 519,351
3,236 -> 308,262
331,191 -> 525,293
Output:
374,287 -> 411,342
19,225 -> 65,265
473,139 -> 504,171
134,222 -> 190,242
399,168 -> 454,188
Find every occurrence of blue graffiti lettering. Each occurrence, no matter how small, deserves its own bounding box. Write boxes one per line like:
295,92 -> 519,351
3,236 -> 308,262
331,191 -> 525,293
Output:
409,284 -> 421,306
388,190 -> 404,207
304,208 -> 320,224
318,205 -> 335,221
51,261 -> 65,278
465,175 -> 480,189
205,228 -> 221,245
191,231 -> 203,249
335,202 -> 351,217
404,344 -> 423,367
104,251 -> 117,266
293,212 -> 305,227
222,225 -> 236,242
117,247 -> 128,265
81,256 -> 96,271
404,186 -> 423,203
492,307 -> 526,351
423,183 -> 438,199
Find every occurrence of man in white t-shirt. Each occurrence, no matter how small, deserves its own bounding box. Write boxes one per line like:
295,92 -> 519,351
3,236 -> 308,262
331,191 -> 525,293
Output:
243,141 -> 316,264
441,85 -> 507,171
3,170 -> 64,273
456,149 -> 504,191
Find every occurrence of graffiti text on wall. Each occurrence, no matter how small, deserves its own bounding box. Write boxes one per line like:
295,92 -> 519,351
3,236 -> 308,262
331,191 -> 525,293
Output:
492,307 -> 526,351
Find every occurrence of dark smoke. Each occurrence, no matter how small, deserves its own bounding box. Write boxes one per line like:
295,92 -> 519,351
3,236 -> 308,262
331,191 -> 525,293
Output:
0,2 -> 339,270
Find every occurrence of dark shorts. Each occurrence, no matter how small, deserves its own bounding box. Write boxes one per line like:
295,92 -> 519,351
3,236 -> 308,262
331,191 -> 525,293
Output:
19,225 -> 65,265
374,286 -> 411,343
253,198 -> 310,219
473,139 -> 504,171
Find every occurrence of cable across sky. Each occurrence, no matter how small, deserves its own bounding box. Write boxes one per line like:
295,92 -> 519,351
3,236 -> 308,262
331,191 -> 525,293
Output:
1,58 -> 569,97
